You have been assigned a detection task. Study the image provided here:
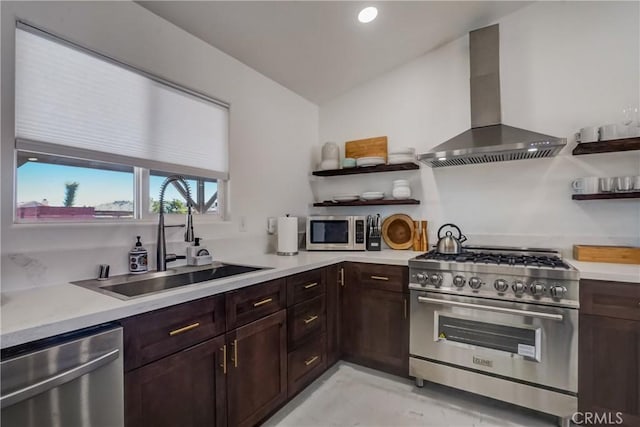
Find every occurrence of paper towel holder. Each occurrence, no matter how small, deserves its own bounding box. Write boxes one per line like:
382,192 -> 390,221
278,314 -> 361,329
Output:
277,214 -> 299,256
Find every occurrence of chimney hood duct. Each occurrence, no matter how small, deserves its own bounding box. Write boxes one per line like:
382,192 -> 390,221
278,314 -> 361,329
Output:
418,24 -> 565,168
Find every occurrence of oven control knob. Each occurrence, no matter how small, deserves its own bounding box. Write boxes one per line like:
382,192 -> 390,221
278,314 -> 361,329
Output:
550,285 -> 567,298
430,273 -> 443,287
468,277 -> 482,289
453,275 -> 466,288
530,283 -> 546,296
416,273 -> 428,285
494,279 -> 509,293
512,281 -> 526,295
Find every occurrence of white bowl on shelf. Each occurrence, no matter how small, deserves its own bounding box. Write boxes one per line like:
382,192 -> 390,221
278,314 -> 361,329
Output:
360,191 -> 385,201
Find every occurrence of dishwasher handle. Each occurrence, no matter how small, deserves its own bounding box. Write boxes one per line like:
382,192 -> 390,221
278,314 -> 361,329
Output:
1,348 -> 119,409
416,296 -> 564,321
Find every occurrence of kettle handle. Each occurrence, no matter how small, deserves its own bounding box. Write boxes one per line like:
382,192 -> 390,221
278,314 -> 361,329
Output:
438,223 -> 463,240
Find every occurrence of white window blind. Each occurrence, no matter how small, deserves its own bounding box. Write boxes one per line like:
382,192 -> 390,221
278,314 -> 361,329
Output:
15,24 -> 229,179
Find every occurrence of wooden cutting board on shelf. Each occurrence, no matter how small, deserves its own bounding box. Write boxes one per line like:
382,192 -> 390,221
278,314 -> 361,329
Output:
345,136 -> 388,161
573,245 -> 640,265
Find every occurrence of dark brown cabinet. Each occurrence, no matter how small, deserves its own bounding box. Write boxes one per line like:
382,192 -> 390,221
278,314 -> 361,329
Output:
285,268 -> 328,398
226,310 -> 287,427
125,335 -> 227,427
325,263 -> 342,366
122,262 -> 409,427
579,279 -> 640,427
342,262 -> 409,377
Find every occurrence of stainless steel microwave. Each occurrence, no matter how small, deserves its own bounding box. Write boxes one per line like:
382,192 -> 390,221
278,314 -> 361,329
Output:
306,216 -> 366,251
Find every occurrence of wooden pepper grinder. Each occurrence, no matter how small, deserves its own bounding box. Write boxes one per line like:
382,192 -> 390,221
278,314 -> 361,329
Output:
413,220 -> 422,251
420,220 -> 428,251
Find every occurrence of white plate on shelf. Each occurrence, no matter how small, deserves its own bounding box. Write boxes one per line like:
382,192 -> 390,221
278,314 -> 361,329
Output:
387,154 -> 415,164
356,157 -> 385,167
388,147 -> 415,155
360,192 -> 385,201
332,194 -> 359,202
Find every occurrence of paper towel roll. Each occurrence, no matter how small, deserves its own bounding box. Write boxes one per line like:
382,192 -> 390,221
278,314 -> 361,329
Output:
277,216 -> 298,256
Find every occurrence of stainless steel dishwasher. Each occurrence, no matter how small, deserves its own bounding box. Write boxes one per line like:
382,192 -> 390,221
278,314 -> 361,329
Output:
1,324 -> 124,427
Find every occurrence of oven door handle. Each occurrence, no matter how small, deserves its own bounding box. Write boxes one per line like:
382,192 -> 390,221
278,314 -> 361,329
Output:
416,296 -> 564,321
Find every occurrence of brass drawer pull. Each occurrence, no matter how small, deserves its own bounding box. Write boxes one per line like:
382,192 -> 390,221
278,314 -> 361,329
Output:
231,339 -> 238,368
304,355 -> 319,366
370,275 -> 389,281
304,315 -> 319,324
168,322 -> 200,336
220,345 -> 227,374
340,268 -> 345,287
304,282 -> 319,289
404,298 -> 407,320
253,297 -> 273,307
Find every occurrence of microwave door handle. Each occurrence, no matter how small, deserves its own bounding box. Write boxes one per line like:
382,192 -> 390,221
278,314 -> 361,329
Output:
416,296 -> 564,321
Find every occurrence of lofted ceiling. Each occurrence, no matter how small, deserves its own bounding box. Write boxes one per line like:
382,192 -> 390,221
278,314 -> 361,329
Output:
138,1 -> 532,105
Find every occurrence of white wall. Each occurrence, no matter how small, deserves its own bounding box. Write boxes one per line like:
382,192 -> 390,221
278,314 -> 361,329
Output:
1,1 -> 318,290
318,1 -> 640,252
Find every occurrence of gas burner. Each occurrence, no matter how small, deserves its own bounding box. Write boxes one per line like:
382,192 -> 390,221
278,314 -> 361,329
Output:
409,245 -> 579,307
417,249 -> 571,269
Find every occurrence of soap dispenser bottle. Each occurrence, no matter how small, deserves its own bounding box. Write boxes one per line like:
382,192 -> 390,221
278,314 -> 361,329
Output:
187,238 -> 212,266
129,236 -> 148,274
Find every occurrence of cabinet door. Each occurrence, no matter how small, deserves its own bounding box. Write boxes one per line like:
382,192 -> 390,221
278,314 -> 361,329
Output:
226,310 -> 287,427
325,263 -> 342,366
579,314 -> 640,426
125,335 -> 226,427
342,263 -> 409,376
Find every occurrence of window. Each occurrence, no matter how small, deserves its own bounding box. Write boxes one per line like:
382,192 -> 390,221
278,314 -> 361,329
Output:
149,171 -> 219,215
16,151 -> 135,221
13,22 -> 229,223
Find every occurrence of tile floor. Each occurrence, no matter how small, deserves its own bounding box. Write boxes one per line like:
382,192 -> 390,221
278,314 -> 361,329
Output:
265,362 -> 558,427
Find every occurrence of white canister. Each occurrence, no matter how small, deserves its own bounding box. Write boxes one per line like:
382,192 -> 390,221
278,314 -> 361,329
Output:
392,179 -> 411,200
321,142 -> 340,161
277,215 -> 299,256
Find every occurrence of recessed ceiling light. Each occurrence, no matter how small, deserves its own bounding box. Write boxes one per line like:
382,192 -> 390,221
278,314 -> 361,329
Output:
527,148 -> 538,152
28,157 -> 38,161
358,7 -> 378,23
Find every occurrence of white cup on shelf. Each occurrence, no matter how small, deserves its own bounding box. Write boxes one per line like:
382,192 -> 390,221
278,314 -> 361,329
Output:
576,126 -> 599,143
572,177 -> 599,194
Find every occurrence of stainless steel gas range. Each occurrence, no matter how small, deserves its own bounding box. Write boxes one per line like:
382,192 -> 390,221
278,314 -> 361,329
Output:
408,246 -> 579,426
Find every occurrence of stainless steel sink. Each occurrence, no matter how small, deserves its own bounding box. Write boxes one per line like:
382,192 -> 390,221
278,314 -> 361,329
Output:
72,262 -> 269,300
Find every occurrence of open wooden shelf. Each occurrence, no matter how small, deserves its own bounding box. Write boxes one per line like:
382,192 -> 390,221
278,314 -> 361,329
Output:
572,137 -> 640,155
312,162 -> 419,177
313,198 -> 420,207
572,192 -> 640,201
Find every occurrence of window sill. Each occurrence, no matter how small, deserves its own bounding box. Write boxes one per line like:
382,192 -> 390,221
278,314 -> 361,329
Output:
11,216 -> 229,229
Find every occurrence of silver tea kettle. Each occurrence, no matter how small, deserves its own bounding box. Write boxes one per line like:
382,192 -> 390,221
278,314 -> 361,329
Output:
436,223 -> 467,254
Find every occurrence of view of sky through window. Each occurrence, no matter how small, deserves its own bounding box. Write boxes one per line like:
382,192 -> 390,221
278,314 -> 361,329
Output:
17,160 -> 134,214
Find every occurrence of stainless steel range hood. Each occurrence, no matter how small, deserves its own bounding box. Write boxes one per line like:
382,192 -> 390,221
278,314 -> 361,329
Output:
418,24 -> 565,168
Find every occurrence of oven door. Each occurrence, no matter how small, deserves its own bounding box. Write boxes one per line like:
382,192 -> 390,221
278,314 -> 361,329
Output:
410,290 -> 578,393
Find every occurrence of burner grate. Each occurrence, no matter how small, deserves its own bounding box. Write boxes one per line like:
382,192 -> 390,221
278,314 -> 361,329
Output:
418,250 -> 571,269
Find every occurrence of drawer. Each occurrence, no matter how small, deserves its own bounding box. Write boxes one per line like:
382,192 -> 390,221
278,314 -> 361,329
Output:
121,295 -> 225,371
226,278 -> 286,330
287,333 -> 327,398
288,295 -> 326,347
580,279 -> 640,321
287,268 -> 325,306
349,262 -> 408,293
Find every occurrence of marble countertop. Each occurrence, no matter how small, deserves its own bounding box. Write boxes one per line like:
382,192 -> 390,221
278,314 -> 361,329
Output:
2,250 -> 638,349
0,250 -> 415,349
565,258 -> 640,283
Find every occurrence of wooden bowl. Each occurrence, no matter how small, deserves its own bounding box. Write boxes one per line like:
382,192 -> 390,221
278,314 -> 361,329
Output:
381,214 -> 414,250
